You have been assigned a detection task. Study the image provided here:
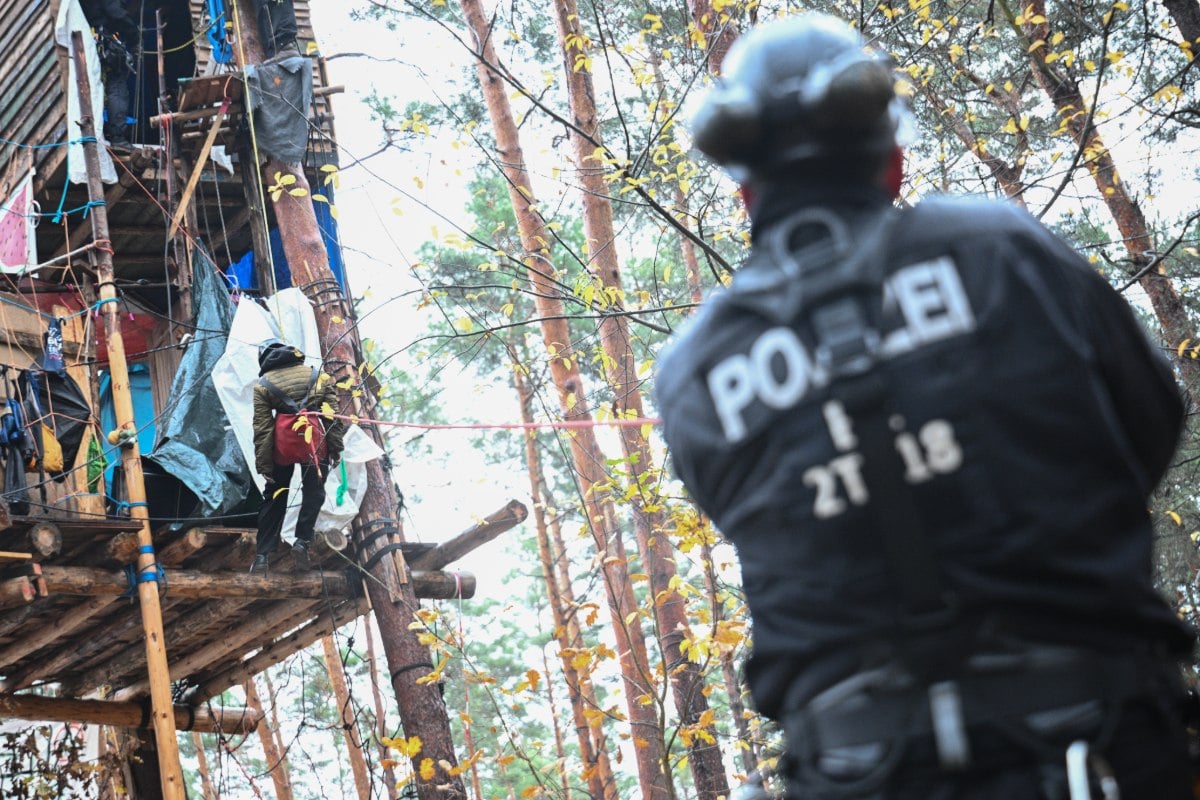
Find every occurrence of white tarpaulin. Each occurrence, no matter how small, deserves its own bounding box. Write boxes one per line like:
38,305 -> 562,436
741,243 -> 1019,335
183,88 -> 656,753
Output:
55,0 -> 118,185
0,170 -> 37,274
213,289 -> 381,542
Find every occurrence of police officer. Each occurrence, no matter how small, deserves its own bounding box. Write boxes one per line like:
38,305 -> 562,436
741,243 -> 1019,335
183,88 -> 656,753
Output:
656,13 -> 1195,799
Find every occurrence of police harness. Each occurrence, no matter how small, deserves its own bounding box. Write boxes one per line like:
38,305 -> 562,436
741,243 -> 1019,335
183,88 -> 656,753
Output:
739,207 -> 1148,799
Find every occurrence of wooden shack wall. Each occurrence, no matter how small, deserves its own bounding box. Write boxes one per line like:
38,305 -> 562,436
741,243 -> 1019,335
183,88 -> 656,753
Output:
0,0 -> 68,193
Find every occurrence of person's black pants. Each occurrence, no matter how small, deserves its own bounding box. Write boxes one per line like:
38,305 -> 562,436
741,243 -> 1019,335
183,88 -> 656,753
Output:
255,0 -> 298,58
256,460 -> 326,557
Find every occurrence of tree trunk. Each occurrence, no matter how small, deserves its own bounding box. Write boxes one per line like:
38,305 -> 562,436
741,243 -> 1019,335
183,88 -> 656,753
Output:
700,539 -> 759,776
262,672 -> 294,799
1164,0 -> 1200,57
458,0 -> 671,794
1024,0 -> 1200,398
229,8 -> 465,796
541,645 -> 573,799
192,731 -> 218,800
364,616 -> 401,800
686,0 -> 739,73
514,363 -> 618,800
243,678 -> 294,800
550,1 -> 729,795
322,636 -> 373,800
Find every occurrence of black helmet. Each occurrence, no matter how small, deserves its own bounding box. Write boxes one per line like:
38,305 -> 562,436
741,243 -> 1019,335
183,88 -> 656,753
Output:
257,338 -> 294,369
690,14 -> 910,180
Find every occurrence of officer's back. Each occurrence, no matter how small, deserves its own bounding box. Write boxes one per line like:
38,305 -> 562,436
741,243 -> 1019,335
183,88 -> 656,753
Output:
657,13 -> 1194,800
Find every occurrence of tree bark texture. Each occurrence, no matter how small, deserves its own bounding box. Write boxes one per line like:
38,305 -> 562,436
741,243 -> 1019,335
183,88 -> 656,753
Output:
458,0 -> 671,795
514,365 -> 618,800
322,636 -> 373,800
550,1 -> 730,795
1024,0 -> 1200,398
243,677 -> 295,800
230,8 -> 466,794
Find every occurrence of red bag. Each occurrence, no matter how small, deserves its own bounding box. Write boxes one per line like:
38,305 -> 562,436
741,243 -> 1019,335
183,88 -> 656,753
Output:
260,369 -> 328,466
272,411 -> 328,466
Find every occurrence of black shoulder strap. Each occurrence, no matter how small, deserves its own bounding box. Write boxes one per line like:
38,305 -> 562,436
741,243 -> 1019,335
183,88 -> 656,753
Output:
258,374 -> 301,414
299,367 -> 321,410
782,208 -> 953,628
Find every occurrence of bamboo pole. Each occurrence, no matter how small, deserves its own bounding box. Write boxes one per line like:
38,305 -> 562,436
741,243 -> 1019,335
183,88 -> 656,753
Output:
0,693 -> 258,734
70,31 -> 185,800
322,636 -> 372,800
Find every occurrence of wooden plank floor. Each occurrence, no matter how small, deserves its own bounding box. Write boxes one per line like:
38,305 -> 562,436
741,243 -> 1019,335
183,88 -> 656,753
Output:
0,520 -> 387,706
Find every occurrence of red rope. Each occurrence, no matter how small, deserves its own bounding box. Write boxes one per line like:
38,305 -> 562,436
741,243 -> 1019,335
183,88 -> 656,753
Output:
320,411 -> 661,431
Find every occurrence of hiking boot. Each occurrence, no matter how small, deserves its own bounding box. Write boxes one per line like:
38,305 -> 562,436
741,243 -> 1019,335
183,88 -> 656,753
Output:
249,554 -> 270,574
292,540 -> 311,571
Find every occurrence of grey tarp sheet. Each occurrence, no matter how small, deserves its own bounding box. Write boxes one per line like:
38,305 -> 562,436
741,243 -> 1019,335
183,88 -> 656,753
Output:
148,247 -> 253,514
245,56 -> 313,164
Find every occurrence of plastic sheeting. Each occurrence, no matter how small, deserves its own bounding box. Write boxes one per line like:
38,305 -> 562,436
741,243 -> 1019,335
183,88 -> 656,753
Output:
147,248 -> 253,514
213,289 -> 381,542
244,56 -> 313,164
24,369 -> 91,481
55,0 -> 118,184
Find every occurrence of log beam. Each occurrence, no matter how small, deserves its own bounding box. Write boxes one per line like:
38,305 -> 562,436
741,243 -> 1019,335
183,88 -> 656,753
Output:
38,566 -> 474,600
0,534 -> 221,691
410,499 -> 528,571
186,598 -> 370,705
112,601 -> 320,701
0,693 -> 259,735
26,522 -> 62,562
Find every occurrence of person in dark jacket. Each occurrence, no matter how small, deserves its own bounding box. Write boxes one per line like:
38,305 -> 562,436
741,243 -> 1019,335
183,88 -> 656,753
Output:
657,13 -> 1194,800
251,340 -> 344,573
80,0 -> 138,149
255,0 -> 299,60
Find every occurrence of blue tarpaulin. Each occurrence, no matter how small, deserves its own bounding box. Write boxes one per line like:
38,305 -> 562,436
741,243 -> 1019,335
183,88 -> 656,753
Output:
225,187 -> 346,294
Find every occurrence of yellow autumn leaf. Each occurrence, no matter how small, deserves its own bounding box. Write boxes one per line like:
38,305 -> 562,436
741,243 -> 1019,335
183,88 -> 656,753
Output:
419,758 -> 436,781
1168,511 -> 1183,526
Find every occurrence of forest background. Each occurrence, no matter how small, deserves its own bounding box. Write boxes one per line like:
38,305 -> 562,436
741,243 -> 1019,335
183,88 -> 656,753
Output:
11,0 -> 1200,798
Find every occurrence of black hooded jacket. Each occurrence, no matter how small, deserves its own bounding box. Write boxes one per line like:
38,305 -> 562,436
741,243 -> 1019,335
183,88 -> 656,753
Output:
80,0 -> 138,43
656,182 -> 1191,719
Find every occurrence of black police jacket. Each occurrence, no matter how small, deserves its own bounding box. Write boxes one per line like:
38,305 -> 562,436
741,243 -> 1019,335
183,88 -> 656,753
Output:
655,183 -> 1192,719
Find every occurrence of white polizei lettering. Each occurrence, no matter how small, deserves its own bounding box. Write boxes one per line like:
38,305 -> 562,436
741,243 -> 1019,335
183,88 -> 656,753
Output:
707,355 -> 754,442
889,257 -> 975,347
750,328 -> 816,409
704,258 -> 974,443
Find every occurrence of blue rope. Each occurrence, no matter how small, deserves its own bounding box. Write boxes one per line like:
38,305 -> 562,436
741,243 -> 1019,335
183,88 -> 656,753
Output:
0,295 -> 53,321
0,135 -> 98,150
42,199 -> 105,220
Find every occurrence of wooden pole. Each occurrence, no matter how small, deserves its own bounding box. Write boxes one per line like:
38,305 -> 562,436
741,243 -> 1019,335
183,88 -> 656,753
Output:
322,636 -> 372,800
0,693 -> 259,734
167,101 -> 229,239
70,31 -> 186,800
229,7 -> 466,796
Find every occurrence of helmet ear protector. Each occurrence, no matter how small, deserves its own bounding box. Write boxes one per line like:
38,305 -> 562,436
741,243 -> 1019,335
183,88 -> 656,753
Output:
689,14 -> 906,177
